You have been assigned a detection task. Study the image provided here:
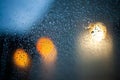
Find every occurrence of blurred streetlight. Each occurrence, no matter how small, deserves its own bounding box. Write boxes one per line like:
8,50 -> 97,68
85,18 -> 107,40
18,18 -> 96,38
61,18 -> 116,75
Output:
77,22 -> 114,80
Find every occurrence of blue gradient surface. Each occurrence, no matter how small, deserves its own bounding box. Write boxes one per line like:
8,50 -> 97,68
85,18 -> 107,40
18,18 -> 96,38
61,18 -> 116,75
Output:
0,0 -> 54,34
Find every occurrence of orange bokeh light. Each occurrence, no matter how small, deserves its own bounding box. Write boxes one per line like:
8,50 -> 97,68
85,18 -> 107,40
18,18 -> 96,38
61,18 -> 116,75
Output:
36,37 -> 57,65
13,48 -> 30,68
36,37 -> 57,80
36,37 -> 55,56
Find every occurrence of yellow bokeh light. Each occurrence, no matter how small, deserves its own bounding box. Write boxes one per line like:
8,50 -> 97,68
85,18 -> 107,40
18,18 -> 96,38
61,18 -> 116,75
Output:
13,48 -> 30,68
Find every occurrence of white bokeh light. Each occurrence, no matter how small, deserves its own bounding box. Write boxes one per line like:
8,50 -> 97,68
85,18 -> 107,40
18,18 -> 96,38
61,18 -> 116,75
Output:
91,25 -> 104,42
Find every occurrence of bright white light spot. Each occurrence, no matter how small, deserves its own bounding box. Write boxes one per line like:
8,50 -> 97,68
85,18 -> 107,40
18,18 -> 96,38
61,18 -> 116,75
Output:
77,22 -> 113,59
91,25 -> 104,42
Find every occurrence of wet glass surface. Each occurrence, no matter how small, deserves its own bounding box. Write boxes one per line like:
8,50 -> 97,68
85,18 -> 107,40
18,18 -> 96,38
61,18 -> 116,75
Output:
0,0 -> 120,80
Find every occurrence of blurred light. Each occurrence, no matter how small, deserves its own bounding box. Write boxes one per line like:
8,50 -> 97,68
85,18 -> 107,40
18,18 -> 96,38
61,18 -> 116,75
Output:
36,37 -> 57,65
77,22 -> 113,59
36,37 -> 57,80
13,48 -> 30,68
77,22 -> 114,79
88,22 -> 107,42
